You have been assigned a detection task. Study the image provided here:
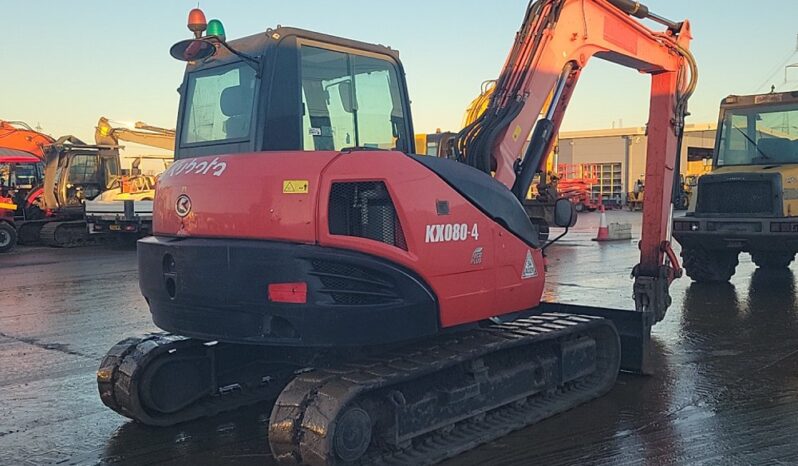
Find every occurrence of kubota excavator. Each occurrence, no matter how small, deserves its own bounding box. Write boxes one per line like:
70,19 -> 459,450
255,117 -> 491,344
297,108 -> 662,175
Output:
97,1 -> 696,464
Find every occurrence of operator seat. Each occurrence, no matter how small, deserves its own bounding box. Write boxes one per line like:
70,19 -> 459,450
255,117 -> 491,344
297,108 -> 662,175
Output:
220,85 -> 251,139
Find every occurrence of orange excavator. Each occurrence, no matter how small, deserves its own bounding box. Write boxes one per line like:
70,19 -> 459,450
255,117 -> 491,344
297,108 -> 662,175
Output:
97,1 -> 695,464
0,120 -> 52,252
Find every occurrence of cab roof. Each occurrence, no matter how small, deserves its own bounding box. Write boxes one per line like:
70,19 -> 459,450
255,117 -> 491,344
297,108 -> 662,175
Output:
185,26 -> 401,72
722,90 -> 798,108
0,148 -> 43,162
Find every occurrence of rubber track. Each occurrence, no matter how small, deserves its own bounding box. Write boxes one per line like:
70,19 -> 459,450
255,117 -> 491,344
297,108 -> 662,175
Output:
98,333 -> 289,426
269,313 -> 620,466
16,220 -> 46,245
40,220 -> 100,248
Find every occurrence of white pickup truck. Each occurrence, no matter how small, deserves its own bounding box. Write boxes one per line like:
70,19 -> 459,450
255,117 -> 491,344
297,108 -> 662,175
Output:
84,199 -> 153,236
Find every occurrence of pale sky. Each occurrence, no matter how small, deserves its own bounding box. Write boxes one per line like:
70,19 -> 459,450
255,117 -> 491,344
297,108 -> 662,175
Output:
3,0 -> 798,153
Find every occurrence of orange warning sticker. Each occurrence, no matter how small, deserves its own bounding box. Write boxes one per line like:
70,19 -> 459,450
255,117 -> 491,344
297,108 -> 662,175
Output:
282,180 -> 309,194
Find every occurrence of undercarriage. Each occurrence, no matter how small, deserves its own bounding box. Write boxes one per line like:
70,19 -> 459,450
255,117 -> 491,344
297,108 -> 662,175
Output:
99,314 -> 620,465
17,219 -> 97,248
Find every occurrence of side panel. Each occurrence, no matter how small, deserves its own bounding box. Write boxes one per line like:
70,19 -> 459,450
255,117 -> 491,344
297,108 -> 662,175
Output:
317,151 -> 544,327
153,151 -> 339,242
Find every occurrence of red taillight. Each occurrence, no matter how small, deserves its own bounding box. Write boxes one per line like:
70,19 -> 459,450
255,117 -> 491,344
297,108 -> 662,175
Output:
268,282 -> 308,304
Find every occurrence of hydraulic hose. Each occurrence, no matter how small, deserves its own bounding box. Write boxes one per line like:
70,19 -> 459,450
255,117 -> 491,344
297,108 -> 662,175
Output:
455,0 -> 565,173
670,42 -> 698,206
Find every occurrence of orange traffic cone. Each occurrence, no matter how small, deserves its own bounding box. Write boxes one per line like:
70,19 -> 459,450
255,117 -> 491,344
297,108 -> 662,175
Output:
593,204 -> 609,241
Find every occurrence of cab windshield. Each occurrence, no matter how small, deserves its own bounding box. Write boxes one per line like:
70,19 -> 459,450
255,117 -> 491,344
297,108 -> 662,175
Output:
716,103 -> 798,166
0,162 -> 40,188
181,62 -> 257,145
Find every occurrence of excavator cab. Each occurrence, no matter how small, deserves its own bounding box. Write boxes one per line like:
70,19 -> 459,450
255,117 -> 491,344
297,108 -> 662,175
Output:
171,27 -> 415,159
42,138 -> 121,218
14,139 -> 123,247
0,153 -> 44,217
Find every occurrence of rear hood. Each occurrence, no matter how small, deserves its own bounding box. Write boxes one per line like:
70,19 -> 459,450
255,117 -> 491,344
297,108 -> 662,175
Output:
154,151 -> 339,242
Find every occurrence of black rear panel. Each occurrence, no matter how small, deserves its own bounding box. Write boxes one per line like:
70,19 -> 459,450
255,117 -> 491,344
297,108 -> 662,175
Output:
138,237 -> 438,346
696,173 -> 781,216
328,181 -> 407,250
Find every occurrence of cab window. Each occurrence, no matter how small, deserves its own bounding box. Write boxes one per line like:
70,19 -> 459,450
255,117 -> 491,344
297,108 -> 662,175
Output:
300,45 -> 408,152
68,155 -> 100,184
182,62 -> 257,145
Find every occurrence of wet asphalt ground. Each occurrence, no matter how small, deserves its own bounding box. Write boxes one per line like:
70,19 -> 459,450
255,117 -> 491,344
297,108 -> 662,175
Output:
2,210 -> 798,465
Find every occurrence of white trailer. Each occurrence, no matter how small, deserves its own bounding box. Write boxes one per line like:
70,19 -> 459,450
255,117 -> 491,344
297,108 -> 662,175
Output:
85,199 -> 153,236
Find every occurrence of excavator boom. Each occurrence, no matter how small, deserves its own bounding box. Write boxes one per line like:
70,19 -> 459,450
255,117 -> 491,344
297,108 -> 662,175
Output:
457,0 -> 696,320
95,117 -> 175,151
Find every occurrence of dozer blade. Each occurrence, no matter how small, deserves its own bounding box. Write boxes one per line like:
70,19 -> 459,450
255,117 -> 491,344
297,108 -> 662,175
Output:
538,302 -> 655,374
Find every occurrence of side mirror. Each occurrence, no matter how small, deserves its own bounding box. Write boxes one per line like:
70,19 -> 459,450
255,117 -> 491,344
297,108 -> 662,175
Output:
553,198 -> 576,228
170,38 -> 217,62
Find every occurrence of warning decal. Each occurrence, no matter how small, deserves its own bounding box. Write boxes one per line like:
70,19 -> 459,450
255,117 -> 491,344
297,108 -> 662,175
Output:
521,250 -> 537,279
512,125 -> 522,141
282,180 -> 309,194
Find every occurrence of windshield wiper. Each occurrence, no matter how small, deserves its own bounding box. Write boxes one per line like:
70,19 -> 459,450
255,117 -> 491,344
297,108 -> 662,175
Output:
733,126 -> 771,161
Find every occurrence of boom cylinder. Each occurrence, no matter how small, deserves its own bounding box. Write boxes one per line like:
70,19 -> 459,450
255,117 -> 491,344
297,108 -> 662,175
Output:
511,63 -> 573,202
512,118 -> 555,202
607,0 -> 681,31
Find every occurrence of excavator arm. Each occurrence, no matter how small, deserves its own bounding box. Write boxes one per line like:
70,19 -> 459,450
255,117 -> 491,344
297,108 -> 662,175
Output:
456,0 -> 697,323
95,117 -> 176,151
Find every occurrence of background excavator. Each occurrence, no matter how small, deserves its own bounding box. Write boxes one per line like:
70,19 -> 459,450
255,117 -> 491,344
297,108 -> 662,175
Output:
0,120 -> 51,252
97,1 -> 696,464
1,118 -> 173,249
15,136 -> 127,247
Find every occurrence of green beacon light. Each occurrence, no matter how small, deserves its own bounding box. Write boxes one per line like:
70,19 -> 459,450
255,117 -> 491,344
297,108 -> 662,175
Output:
206,19 -> 226,42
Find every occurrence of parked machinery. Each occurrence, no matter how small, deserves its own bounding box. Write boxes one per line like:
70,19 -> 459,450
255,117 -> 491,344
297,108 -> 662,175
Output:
0,153 -> 43,252
84,117 -> 176,237
555,164 -> 600,212
674,90 -> 798,281
98,1 -> 696,464
0,120 -> 51,252
15,137 -> 129,247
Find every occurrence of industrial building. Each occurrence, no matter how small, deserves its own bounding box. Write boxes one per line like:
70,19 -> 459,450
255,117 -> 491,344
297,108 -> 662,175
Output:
557,123 -> 716,205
